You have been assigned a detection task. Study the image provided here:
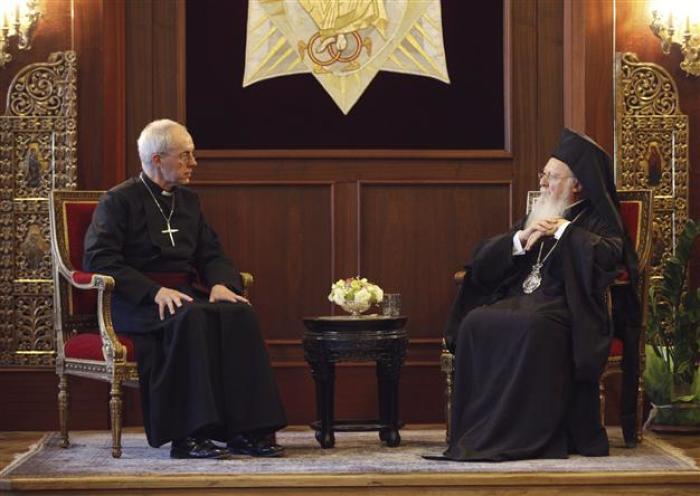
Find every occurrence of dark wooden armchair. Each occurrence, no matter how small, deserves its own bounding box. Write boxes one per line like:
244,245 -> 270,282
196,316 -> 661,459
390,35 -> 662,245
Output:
441,189 -> 653,444
49,190 -> 253,458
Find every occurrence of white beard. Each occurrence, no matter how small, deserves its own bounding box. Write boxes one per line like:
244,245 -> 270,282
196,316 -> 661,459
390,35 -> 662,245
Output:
525,192 -> 571,229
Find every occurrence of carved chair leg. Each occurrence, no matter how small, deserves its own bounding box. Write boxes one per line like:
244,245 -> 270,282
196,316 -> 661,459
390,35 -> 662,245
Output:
599,379 -> 607,428
58,373 -> 70,448
110,379 -> 123,458
445,369 -> 453,443
440,352 -> 455,444
636,375 -> 645,443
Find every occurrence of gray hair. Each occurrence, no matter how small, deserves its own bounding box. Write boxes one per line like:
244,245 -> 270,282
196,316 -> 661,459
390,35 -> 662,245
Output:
137,119 -> 190,168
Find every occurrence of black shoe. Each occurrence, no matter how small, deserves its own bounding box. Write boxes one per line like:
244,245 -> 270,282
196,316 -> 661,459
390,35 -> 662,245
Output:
228,433 -> 285,458
170,437 -> 230,459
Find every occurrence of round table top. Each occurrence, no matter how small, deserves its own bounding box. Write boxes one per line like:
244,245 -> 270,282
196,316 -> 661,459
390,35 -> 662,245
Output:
302,315 -> 408,332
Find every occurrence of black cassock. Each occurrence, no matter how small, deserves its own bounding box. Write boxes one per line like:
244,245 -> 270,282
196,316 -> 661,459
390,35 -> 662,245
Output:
442,200 -> 623,461
84,175 -> 287,447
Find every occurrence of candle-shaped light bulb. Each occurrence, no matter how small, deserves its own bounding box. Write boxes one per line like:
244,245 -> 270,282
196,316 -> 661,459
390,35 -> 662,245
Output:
14,3 -> 20,35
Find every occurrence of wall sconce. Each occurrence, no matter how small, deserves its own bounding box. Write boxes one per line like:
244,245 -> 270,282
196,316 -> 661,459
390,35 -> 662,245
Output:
649,0 -> 700,76
0,0 -> 41,69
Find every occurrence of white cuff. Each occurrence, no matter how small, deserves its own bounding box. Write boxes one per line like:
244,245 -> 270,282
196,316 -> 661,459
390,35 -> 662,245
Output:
512,231 -> 526,255
554,221 -> 571,239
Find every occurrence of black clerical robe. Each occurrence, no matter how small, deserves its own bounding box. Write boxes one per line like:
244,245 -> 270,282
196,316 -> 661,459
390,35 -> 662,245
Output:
443,200 -> 622,461
84,175 -> 287,447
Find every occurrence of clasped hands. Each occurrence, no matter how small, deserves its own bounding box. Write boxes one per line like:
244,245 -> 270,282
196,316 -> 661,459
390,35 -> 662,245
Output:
154,284 -> 251,320
517,218 -> 568,252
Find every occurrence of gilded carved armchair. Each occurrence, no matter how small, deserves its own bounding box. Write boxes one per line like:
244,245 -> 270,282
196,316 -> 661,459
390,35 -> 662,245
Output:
441,189 -> 653,445
49,190 -> 253,458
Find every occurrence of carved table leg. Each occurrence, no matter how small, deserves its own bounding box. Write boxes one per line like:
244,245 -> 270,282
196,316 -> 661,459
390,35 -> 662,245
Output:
377,357 -> 401,447
310,359 -> 335,448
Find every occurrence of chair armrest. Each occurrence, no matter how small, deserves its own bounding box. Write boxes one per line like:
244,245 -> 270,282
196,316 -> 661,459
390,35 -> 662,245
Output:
440,338 -> 455,372
241,272 -> 253,298
454,269 -> 468,285
241,272 -> 254,289
70,270 -> 114,289
57,268 -> 127,363
611,268 -> 631,287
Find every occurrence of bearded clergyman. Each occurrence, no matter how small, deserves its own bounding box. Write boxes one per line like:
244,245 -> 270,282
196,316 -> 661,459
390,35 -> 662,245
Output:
439,129 -> 640,461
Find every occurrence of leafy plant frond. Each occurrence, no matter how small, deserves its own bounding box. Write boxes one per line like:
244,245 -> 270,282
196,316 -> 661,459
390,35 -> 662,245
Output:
646,219 -> 700,402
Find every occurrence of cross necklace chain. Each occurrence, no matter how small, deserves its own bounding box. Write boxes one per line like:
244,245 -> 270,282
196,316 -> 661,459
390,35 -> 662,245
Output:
139,173 -> 179,246
521,208 -> 586,294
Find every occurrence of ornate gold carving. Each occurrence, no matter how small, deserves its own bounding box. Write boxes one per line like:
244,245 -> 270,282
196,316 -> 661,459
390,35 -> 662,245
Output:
14,295 -> 53,361
0,51 -> 77,368
615,52 -> 689,282
6,51 -> 78,118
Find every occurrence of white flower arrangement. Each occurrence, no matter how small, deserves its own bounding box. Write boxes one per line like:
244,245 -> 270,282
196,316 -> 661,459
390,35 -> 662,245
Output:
328,276 -> 384,315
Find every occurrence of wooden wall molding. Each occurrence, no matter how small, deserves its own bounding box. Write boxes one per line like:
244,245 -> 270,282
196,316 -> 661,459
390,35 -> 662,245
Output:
196,150 -> 514,160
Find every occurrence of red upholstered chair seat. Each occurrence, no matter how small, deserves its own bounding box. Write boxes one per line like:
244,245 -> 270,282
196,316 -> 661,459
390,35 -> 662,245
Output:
64,332 -> 136,362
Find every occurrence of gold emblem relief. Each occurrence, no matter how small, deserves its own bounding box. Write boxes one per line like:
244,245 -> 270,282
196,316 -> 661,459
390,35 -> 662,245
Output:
244,0 -> 449,114
0,51 -> 77,368
615,52 -> 689,282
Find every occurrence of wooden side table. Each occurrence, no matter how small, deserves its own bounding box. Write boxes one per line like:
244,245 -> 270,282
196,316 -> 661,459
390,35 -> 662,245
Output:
302,315 -> 408,449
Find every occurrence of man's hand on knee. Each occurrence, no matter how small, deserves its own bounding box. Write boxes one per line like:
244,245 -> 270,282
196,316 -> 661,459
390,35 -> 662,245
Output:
155,287 -> 194,320
209,284 -> 251,305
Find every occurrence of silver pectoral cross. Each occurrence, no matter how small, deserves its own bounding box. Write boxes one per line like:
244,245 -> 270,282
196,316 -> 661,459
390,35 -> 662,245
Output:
162,221 -> 179,246
522,263 -> 542,294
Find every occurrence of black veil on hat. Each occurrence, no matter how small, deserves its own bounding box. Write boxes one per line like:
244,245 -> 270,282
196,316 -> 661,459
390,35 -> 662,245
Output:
550,128 -> 639,286
551,128 -> 643,447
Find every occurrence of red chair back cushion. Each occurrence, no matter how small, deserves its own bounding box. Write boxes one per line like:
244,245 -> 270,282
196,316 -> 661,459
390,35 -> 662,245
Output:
619,200 -> 641,253
610,200 -> 641,359
63,200 -> 99,316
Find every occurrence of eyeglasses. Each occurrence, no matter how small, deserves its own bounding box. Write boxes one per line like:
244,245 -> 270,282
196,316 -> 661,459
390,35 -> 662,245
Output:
538,171 -> 572,182
160,150 -> 196,163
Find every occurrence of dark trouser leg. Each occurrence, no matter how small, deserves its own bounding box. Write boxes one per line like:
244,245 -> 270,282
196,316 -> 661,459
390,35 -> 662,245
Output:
218,303 -> 287,440
568,380 -> 609,456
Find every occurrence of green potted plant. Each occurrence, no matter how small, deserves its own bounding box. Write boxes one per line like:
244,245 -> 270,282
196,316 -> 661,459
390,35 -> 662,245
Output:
645,218 -> 700,431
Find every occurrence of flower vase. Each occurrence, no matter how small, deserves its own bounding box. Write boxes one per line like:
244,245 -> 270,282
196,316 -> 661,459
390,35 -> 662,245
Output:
340,301 -> 370,317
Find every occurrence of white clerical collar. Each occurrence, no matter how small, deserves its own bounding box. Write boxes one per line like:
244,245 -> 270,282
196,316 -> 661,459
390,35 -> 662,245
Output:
140,172 -> 174,196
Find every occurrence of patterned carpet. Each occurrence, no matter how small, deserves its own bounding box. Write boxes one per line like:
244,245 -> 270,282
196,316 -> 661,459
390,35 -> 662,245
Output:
1,428 -> 697,479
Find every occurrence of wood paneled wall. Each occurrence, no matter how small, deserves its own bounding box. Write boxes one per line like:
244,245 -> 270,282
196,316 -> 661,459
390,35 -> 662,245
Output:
134,0 -> 562,425
1,0 -> 565,430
